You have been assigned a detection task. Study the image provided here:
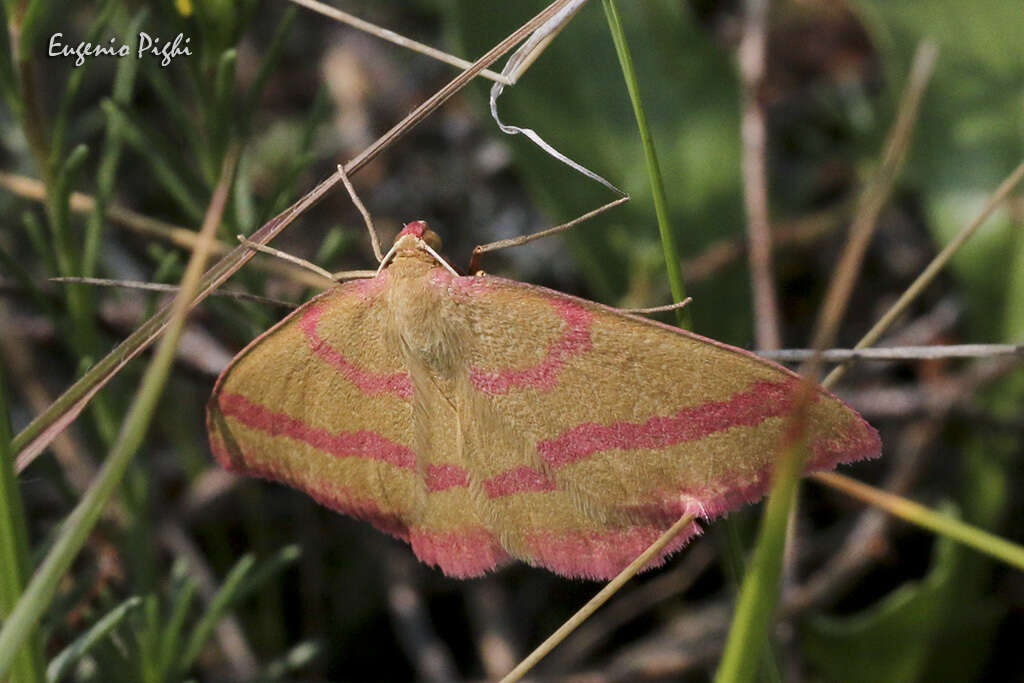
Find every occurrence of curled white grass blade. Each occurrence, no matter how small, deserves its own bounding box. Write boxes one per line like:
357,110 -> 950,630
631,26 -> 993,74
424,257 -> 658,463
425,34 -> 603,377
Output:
489,0 -> 625,196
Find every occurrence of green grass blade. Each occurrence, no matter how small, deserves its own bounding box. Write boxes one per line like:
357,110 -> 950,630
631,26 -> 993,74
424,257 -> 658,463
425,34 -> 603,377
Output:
0,151 -> 237,678
236,544 -> 301,601
601,3 -> 779,677
157,575 -> 198,677
242,6 -> 297,126
102,100 -> 206,221
177,554 -> 256,676
49,144 -> 103,359
47,144 -> 90,278
48,0 -> 118,169
813,472 -> 1024,571
259,640 -> 322,681
208,48 -> 238,180
714,443 -> 805,683
601,0 -> 691,329
21,210 -> 57,273
45,596 -> 142,683
0,365 -> 46,683
83,8 -> 148,278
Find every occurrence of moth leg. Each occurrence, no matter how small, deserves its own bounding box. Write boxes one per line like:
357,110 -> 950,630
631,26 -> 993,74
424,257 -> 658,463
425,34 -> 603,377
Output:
468,195 -> 630,273
336,163 -> 384,263
617,298 -> 693,316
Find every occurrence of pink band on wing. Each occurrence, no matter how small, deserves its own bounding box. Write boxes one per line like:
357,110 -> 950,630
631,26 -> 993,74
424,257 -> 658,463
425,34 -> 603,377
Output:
538,379 -> 800,467
483,465 -> 556,498
425,463 -> 470,492
409,527 -> 509,578
471,299 -> 594,394
218,392 -> 416,470
300,302 -> 413,399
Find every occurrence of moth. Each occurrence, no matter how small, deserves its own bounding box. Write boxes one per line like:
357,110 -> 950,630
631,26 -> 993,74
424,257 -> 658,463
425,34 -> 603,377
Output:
207,221 -> 880,579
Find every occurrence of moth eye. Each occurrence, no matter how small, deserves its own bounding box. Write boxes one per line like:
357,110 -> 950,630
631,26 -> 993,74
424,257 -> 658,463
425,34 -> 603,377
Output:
421,229 -> 443,252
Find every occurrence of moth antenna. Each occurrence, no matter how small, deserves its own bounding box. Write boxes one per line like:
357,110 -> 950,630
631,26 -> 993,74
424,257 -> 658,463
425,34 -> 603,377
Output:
376,232 -> 460,277
619,297 -> 693,316
420,241 -> 460,277
236,234 -> 335,283
469,195 -> 630,273
375,241 -> 401,275
337,163 -> 384,263
290,0 -> 511,84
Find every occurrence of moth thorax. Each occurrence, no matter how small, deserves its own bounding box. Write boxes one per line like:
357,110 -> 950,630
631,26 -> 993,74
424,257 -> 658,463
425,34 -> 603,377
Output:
390,274 -> 461,376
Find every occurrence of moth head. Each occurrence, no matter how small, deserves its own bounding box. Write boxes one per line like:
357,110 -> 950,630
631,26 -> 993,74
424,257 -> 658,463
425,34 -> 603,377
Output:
397,220 -> 443,252
379,220 -> 457,277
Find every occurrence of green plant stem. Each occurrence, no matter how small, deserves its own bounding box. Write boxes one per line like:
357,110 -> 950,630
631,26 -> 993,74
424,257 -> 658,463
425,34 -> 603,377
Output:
178,554 -> 255,675
601,0 -> 691,329
84,9 -> 148,278
46,596 -> 142,682
715,443 -> 804,683
812,472 -> 1024,571
0,364 -> 45,683
602,3 -> 777,677
0,150 -> 237,678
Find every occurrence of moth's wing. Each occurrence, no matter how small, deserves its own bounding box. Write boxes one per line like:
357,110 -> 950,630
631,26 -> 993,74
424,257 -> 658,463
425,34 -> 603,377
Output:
207,275 -> 508,578
207,277 -> 419,538
443,274 -> 880,579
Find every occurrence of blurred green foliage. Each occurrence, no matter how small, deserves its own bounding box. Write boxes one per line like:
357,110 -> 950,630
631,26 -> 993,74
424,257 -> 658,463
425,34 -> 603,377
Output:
436,0 -> 750,341
853,0 -> 1023,342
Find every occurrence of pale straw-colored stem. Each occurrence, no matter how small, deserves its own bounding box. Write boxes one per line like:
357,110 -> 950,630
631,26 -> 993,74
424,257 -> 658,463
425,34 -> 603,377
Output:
500,513 -> 698,683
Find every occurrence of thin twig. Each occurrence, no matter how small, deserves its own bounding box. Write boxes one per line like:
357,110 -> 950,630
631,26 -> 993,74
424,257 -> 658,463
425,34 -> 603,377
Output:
545,542 -> 716,672
811,41 -> 938,357
288,0 -> 512,84
813,471 -> 1024,570
823,159 -> 1024,387
235,236 -> 336,284
49,277 -> 297,308
758,344 -> 1023,362
500,512 -> 698,682
0,171 -> 330,290
622,297 -> 692,315
336,163 -> 382,262
469,195 -> 630,272
739,0 -> 780,351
